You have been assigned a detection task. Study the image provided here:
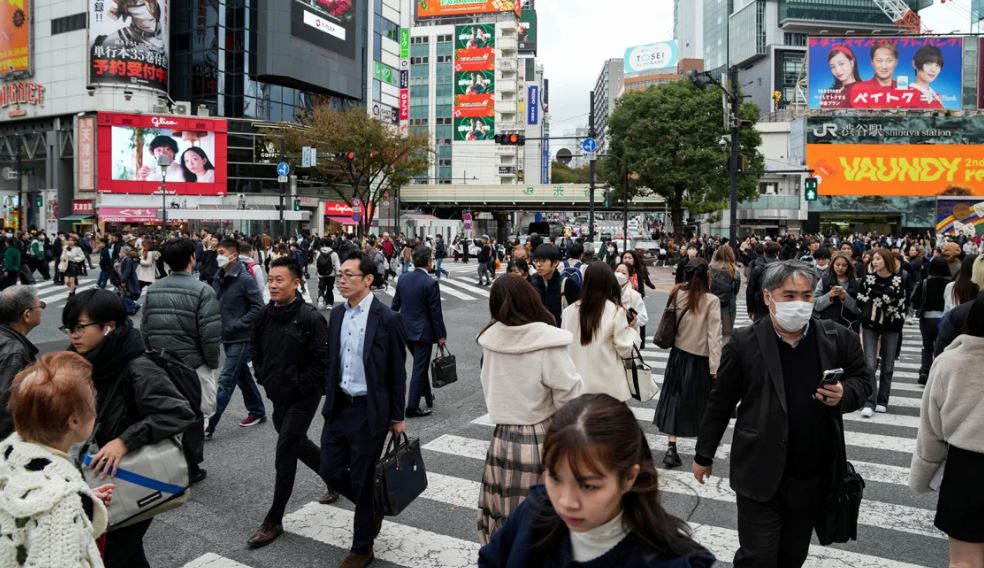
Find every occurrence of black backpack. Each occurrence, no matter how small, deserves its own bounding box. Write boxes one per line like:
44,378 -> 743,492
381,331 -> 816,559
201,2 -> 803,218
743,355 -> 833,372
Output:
317,252 -> 335,276
144,349 -> 202,421
710,268 -> 734,308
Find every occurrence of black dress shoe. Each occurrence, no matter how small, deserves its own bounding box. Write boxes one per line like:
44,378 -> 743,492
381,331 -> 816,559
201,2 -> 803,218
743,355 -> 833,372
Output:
247,522 -> 283,549
405,407 -> 432,418
662,446 -> 682,469
189,468 -> 207,485
319,489 -> 339,505
425,395 -> 435,409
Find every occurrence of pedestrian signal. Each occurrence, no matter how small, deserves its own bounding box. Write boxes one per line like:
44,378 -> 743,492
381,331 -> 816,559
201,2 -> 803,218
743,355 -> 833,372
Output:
804,177 -> 818,201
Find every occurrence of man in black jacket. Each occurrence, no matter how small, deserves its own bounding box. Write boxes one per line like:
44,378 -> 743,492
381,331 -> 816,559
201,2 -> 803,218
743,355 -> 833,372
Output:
934,290 -> 983,357
745,240 -> 780,321
693,260 -> 871,568
529,244 -> 582,327
246,256 -> 332,549
0,285 -> 43,438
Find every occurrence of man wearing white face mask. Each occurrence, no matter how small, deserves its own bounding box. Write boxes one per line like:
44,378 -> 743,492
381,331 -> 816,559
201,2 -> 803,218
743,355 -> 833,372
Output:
693,260 -> 872,568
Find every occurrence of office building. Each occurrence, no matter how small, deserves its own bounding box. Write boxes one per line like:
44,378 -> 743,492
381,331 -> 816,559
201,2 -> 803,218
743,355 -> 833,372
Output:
675,0 -> 704,60
592,58 -> 623,153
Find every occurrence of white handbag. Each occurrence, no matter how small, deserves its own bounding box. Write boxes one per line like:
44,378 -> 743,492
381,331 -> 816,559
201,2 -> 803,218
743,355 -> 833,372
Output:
623,345 -> 659,401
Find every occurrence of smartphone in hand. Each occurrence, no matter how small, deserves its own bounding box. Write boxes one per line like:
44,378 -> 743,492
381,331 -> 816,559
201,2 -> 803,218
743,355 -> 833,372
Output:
820,368 -> 844,388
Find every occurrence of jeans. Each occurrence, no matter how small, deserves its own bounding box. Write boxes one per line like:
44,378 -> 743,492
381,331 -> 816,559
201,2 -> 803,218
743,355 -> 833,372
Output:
402,261 -> 411,274
97,268 -> 112,289
435,258 -> 449,279
266,397 -> 323,524
477,261 -> 491,284
208,342 -> 266,432
861,327 -> 901,408
918,317 -> 940,379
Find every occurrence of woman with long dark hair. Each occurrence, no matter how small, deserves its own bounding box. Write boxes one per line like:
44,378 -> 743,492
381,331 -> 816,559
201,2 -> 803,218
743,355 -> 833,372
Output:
814,251 -> 860,330
622,250 -> 655,347
479,393 -> 715,567
180,147 -> 216,183
652,258 -> 721,469
708,245 -> 740,344
857,250 -> 907,417
477,275 -> 584,544
560,263 -> 639,401
944,254 -> 980,313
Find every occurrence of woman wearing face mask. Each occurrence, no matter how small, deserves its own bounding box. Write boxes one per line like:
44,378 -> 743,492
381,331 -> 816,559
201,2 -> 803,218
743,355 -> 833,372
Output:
479,393 -> 715,567
615,264 -> 648,331
62,289 -> 195,568
856,250 -> 907,418
652,258 -> 721,469
814,252 -> 860,331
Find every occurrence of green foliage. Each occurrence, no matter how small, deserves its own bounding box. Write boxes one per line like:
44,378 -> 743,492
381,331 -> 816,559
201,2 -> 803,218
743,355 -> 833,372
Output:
604,80 -> 764,234
550,161 -> 590,184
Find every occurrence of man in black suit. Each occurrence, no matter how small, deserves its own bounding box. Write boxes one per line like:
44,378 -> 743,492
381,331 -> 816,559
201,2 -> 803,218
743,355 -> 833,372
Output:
320,251 -> 407,568
693,260 -> 871,567
391,246 -> 447,417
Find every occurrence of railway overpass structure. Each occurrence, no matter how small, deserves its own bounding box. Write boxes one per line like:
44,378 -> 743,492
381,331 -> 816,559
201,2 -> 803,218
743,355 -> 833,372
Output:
398,183 -> 667,211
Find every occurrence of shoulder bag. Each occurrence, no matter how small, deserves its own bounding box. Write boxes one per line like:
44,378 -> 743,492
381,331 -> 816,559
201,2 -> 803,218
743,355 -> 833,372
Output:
652,292 -> 689,349
622,344 -> 658,401
430,344 -> 458,388
373,432 -> 428,516
78,366 -> 189,530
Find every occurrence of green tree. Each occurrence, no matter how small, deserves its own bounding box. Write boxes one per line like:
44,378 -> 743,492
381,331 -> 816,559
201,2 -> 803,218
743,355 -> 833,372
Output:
267,104 -> 430,237
603,81 -> 763,235
550,161 -> 590,184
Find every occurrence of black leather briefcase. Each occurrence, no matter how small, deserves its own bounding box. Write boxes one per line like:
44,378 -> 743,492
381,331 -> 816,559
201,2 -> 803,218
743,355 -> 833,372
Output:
373,433 -> 428,516
430,344 -> 458,388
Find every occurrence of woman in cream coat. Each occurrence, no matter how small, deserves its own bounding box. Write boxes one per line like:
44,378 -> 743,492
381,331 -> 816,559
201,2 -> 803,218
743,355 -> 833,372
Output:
561,262 -> 640,402
616,263 -> 649,331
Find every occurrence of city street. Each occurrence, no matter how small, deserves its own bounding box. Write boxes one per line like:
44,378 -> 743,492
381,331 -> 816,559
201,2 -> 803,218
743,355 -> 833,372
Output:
29,260 -> 948,568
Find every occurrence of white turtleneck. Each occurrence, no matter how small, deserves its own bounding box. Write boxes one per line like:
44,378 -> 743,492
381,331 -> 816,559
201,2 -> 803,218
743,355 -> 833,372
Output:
569,510 -> 629,562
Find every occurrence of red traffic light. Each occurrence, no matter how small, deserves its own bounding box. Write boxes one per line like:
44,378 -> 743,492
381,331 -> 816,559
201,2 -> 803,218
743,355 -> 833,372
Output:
495,133 -> 526,146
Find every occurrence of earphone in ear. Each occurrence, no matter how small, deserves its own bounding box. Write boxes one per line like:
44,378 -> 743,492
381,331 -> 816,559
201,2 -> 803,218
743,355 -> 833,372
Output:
104,328 -> 111,337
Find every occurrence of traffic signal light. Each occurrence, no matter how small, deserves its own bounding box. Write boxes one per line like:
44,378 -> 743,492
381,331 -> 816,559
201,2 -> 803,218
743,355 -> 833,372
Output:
494,133 -> 525,146
603,189 -> 613,208
334,152 -> 356,160
293,199 -> 301,211
34,196 -> 42,208
804,177 -> 818,201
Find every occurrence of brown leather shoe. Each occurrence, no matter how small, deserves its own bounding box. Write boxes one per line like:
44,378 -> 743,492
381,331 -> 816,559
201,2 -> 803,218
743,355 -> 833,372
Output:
319,489 -> 339,505
247,522 -> 283,549
338,551 -> 374,568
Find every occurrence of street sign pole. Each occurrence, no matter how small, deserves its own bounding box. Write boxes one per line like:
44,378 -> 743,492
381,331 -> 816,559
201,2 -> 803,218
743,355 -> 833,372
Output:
278,141 -> 288,238
588,90 -> 596,242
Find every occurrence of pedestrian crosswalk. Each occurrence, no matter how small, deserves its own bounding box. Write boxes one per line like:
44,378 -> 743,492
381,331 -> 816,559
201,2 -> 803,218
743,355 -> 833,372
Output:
29,272 -> 100,307
181,292 -> 945,568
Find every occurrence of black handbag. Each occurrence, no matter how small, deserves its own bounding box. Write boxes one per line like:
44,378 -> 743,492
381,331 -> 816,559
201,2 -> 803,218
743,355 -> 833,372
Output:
430,344 -> 458,388
652,292 -> 688,349
815,423 -> 865,545
373,433 -> 428,516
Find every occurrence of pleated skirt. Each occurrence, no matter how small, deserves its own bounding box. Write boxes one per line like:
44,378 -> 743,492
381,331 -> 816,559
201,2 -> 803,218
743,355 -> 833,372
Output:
652,346 -> 712,438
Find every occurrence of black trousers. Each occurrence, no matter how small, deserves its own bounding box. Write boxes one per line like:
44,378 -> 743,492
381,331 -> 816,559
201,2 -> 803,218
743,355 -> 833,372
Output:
104,518 -> 152,568
319,395 -> 388,554
318,274 -> 336,305
734,476 -> 825,568
406,340 -> 433,411
918,317 -> 940,378
266,396 -> 323,524
183,417 -> 205,474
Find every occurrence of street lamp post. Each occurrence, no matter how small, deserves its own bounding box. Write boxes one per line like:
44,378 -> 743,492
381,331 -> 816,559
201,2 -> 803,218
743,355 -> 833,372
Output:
157,154 -> 171,232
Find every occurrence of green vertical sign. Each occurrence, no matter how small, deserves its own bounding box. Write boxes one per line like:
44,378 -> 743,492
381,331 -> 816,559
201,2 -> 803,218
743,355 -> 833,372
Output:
400,29 -> 410,59
374,61 -> 399,86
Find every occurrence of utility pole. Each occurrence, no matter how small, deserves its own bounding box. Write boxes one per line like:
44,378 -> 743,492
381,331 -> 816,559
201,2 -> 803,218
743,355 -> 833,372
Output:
588,90 -> 596,242
14,147 -> 22,232
728,65 -> 740,244
279,138 -> 286,239
622,163 -> 629,247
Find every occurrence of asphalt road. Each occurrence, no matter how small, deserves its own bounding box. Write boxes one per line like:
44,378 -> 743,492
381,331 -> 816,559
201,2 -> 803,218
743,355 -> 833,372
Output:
27,261 -> 947,568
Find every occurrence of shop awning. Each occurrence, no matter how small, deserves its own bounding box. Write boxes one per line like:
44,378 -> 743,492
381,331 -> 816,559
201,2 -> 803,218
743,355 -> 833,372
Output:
98,207 -> 160,223
327,216 -> 358,226
59,215 -> 95,222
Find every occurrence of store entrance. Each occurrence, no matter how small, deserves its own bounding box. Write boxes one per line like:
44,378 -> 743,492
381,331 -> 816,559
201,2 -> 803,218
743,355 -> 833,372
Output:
820,214 -> 901,236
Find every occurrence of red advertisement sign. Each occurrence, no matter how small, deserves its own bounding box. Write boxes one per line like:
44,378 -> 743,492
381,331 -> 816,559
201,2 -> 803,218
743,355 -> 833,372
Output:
77,116 -> 96,191
98,207 -> 160,223
0,81 -> 46,118
96,112 -> 228,195
454,48 -> 495,72
72,200 -> 95,216
453,94 -> 495,118
399,89 -> 409,121
325,201 -> 373,217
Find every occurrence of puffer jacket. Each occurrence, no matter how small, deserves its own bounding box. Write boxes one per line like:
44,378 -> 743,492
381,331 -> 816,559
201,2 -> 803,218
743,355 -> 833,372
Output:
141,271 -> 222,369
250,294 -> 328,404
0,324 -> 38,439
72,321 -> 195,451
212,261 -> 264,344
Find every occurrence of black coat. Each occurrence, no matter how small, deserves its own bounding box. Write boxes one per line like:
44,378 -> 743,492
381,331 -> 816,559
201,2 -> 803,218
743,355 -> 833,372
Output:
695,317 -> 871,502
75,321 -> 195,451
251,296 -> 328,404
0,324 -> 37,439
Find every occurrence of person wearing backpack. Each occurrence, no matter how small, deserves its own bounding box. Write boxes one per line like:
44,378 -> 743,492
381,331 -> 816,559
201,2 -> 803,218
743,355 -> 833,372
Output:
316,244 -> 340,308
559,242 -> 586,288
746,240 -> 781,321
530,244 -> 582,327
709,245 -> 741,344
64,289 -> 196,568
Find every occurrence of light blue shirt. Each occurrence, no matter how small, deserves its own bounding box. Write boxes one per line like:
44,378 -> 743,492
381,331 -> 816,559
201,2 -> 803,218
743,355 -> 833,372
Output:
340,292 -> 374,396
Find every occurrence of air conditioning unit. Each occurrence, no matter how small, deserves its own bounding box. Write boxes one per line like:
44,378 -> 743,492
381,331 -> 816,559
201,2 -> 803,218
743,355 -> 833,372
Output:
197,104 -> 210,117
151,104 -> 169,114
173,101 -> 192,116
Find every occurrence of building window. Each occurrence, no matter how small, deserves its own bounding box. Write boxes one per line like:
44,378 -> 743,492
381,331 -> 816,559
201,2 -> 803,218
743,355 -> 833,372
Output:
375,15 -> 400,42
411,36 -> 429,44
783,32 -> 808,47
437,34 -> 453,43
51,13 -> 86,35
410,56 -> 429,64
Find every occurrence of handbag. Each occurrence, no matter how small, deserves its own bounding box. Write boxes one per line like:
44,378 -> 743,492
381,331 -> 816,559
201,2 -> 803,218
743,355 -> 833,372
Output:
373,433 -> 428,516
77,367 -> 189,530
652,292 -> 688,349
431,344 -> 458,388
815,421 -> 865,545
622,344 -> 658,401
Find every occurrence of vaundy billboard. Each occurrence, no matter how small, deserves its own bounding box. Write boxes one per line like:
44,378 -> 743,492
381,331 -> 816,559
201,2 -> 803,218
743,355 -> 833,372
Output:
0,0 -> 31,75
623,41 -> 679,76
808,36 -> 962,110
89,0 -> 170,92
417,0 -> 520,19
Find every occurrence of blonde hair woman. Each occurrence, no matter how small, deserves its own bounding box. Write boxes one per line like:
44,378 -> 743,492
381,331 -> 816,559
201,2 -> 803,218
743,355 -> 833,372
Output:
709,246 -> 740,343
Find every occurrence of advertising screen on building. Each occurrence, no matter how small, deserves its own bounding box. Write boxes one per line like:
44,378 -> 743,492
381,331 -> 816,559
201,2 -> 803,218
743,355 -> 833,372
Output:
0,0 -> 31,74
454,24 -> 495,140
417,0 -> 520,19
97,112 -> 228,196
291,0 -> 356,59
89,0 -> 169,92
454,117 -> 494,141
455,23 -> 494,50
979,38 -> 984,109
937,198 -> 984,236
454,70 -> 494,96
518,9 -> 536,52
623,41 -> 678,76
807,36 -> 962,110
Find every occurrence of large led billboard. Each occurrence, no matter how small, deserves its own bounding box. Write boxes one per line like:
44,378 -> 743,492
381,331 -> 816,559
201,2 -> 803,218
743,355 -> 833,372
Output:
89,0 -> 170,92
453,24 -> 495,140
454,117 -> 494,141
417,0 -> 521,19
518,9 -> 536,53
623,41 -> 679,76
808,36 -> 962,110
97,113 -> 228,196
0,0 -> 31,75
291,0 -> 356,59
936,198 -> 984,236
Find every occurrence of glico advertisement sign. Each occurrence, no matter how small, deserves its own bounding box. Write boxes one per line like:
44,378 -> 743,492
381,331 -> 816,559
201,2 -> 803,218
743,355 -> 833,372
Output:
291,0 -> 356,59
89,0 -> 170,92
97,113 -> 228,195
0,0 -> 32,75
417,0 -> 521,19
808,36 -> 962,110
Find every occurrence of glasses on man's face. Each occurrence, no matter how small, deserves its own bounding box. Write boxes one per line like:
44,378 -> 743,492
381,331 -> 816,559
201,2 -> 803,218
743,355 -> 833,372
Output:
338,272 -> 365,281
59,322 -> 100,336
532,258 -> 552,266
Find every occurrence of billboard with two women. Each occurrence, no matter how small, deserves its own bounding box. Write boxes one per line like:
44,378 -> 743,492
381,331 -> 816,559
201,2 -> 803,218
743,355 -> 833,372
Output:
808,36 -> 962,110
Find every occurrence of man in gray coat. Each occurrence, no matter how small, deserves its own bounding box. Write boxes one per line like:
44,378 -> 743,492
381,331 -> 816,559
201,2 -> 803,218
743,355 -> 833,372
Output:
0,285 -> 43,439
142,237 -> 222,483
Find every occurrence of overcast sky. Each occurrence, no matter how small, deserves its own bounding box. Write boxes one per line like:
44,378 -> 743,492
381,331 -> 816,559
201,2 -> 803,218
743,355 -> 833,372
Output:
537,0 -> 973,142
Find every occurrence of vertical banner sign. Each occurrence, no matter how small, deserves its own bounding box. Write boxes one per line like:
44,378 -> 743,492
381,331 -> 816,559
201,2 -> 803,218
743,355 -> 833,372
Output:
399,69 -> 408,89
454,24 -> 496,141
399,89 -> 409,121
0,0 -> 31,74
518,9 -> 537,53
527,85 -> 539,125
89,0 -> 170,92
400,28 -> 410,60
542,140 -> 550,184
76,116 -> 96,191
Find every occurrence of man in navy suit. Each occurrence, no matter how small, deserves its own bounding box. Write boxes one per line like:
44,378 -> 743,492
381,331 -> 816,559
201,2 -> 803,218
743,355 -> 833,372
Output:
320,251 -> 407,568
391,246 -> 447,417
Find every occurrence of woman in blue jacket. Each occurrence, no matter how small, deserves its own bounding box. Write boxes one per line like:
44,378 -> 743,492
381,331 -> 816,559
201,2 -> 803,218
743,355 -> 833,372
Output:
479,393 -> 714,568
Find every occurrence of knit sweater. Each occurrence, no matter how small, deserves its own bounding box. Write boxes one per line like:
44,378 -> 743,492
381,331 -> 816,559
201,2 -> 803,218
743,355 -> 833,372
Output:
0,433 -> 107,567
909,335 -> 984,493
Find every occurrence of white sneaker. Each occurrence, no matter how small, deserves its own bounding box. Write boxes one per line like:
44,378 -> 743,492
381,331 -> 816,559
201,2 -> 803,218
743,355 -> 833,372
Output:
875,405 -> 887,413
861,407 -> 874,418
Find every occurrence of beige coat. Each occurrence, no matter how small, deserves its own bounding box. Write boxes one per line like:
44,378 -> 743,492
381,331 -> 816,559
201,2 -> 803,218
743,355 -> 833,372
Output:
477,322 -> 583,425
671,289 -> 722,374
561,300 -> 640,402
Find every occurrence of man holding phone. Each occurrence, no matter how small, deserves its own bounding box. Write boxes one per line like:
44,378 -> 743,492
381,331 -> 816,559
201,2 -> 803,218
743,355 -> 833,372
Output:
693,261 -> 871,567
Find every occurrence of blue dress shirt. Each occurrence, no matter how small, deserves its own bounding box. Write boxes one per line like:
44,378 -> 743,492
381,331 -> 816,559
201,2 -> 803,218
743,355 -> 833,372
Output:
340,292 -> 374,396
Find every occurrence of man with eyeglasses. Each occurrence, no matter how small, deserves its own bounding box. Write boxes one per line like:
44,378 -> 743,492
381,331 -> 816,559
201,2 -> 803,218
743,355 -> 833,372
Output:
0,285 -> 44,438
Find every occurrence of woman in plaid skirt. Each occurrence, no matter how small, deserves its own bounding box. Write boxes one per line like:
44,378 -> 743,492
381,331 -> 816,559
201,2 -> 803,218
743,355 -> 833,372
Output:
476,275 -> 584,544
